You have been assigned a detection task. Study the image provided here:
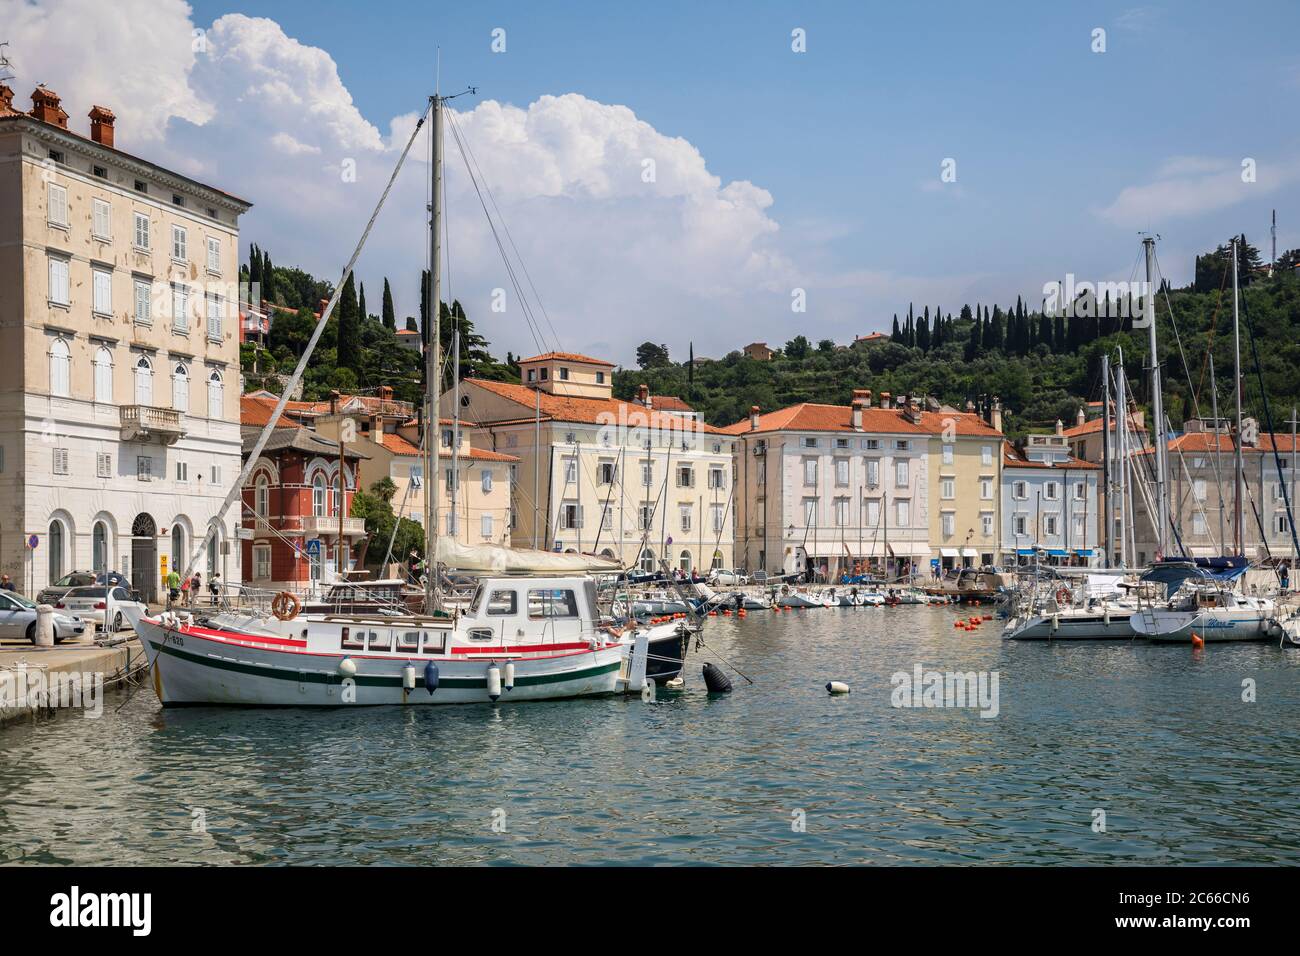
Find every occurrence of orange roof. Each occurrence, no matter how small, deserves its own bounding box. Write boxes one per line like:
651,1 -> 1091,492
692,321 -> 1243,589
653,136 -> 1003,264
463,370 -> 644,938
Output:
396,329 -> 420,336
1062,415 -> 1146,438
240,394 -> 301,428
648,395 -> 693,413
1154,431 -> 1300,455
464,378 -> 728,434
518,351 -> 615,367
1001,440 -> 1100,470
721,402 -> 1002,438
378,432 -> 518,462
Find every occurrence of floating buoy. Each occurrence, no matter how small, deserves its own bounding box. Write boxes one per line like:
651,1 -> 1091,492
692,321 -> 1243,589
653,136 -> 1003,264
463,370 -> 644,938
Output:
708,611 -> 718,617
953,620 -> 963,628
738,609 -> 747,618
423,660 -> 439,695
503,660 -> 516,691
826,681 -> 851,695
337,657 -> 357,678
1192,633 -> 1205,649
665,676 -> 685,689
722,609 -> 731,616
402,664 -> 416,690
486,664 -> 502,702
982,615 -> 992,621
702,662 -> 733,693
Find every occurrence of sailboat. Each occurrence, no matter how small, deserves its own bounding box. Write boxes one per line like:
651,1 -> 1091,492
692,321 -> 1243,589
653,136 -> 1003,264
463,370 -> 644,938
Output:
124,88 -> 650,705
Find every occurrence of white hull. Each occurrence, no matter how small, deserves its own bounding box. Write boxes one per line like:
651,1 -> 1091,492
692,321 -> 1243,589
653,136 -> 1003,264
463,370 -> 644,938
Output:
129,613 -> 623,706
1004,609 -> 1137,640
1132,606 -> 1274,642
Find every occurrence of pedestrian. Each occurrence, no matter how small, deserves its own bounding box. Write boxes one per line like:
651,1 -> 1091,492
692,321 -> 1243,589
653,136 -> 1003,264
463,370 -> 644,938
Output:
0,574 -> 14,592
208,570 -> 221,606
189,571 -> 201,608
178,572 -> 189,608
1282,563 -> 1291,592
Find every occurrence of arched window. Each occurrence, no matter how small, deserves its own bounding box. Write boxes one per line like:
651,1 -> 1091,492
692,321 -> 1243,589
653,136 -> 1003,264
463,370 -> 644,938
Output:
48,519 -> 65,582
171,362 -> 189,412
93,347 -> 113,403
171,523 -> 185,572
92,521 -> 109,572
312,474 -> 327,517
711,549 -> 724,571
49,338 -> 71,397
255,475 -> 269,518
134,355 -> 153,406
206,529 -> 218,577
207,370 -> 223,419
679,549 -> 692,571
639,547 -> 656,573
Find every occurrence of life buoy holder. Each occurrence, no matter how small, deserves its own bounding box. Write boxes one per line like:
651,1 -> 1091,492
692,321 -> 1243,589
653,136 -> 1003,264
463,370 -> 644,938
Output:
1054,587 -> 1072,607
271,591 -> 302,621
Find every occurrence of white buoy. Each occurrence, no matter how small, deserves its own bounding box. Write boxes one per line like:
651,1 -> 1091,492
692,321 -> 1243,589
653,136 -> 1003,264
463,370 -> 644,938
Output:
640,680 -> 655,703
486,664 -> 502,702
665,676 -> 684,689
503,660 -> 516,691
826,681 -> 851,695
338,657 -> 357,678
402,664 -> 416,690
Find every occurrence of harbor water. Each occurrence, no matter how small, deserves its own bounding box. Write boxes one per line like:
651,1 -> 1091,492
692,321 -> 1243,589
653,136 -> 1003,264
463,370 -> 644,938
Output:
3,604 -> 1300,865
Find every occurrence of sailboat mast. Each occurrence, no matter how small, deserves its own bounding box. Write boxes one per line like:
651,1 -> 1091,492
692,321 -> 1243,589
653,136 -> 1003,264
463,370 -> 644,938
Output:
1101,353 -> 1112,565
1143,236 -> 1169,557
1116,348 -> 1128,567
1231,237 -> 1245,557
423,92 -> 444,613
1210,354 -> 1226,548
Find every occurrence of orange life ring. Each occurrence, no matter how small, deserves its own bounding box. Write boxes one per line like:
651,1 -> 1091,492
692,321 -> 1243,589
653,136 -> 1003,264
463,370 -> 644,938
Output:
271,591 -> 302,621
1054,587 -> 1072,606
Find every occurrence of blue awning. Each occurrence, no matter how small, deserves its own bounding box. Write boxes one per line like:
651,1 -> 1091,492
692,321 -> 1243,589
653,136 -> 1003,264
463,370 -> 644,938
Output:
1016,548 -> 1036,555
1047,549 -> 1069,557
1074,549 -> 1094,556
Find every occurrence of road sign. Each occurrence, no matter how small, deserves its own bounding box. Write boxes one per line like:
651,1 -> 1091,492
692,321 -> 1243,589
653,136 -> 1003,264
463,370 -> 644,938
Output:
27,534 -> 38,549
306,539 -> 322,557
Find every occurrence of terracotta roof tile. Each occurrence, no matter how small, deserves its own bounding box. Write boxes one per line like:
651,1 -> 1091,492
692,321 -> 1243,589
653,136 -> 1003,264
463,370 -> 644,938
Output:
464,378 -> 728,434
1001,439 -> 1100,470
518,351 -> 615,367
378,432 -> 518,462
722,402 -> 1002,438
1062,415 -> 1146,438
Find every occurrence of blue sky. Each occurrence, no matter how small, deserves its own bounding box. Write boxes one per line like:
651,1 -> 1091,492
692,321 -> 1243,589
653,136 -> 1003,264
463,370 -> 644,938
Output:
16,0 -> 1300,360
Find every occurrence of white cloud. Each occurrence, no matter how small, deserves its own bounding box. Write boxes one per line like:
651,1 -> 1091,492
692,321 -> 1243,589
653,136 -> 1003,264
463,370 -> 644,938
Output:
1095,156 -> 1300,226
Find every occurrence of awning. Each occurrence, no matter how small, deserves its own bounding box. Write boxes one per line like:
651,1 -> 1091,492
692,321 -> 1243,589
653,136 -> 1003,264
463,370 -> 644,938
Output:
1074,549 -> 1094,556
960,547 -> 978,557
1047,549 -> 1069,557
939,548 -> 959,557
1016,548 -> 1036,555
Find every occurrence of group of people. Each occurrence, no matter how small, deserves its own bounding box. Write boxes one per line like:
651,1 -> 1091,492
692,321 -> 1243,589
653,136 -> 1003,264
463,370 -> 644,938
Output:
165,569 -> 221,608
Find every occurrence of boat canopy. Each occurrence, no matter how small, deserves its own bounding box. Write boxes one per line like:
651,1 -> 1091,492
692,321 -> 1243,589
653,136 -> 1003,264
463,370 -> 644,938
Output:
436,538 -> 622,574
1140,556 -> 1247,594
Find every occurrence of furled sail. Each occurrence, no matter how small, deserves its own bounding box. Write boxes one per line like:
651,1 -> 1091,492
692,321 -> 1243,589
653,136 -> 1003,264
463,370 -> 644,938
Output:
436,538 -> 622,574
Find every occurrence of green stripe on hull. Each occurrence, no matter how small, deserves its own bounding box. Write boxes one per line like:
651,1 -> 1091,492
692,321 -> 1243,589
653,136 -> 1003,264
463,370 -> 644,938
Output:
151,640 -> 620,688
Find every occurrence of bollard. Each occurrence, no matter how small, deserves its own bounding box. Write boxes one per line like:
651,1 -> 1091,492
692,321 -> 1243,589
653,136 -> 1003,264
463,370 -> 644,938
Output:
35,604 -> 55,647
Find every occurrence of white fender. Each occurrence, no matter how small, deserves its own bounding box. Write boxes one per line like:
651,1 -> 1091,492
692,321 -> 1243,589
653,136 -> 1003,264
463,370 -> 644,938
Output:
486,664 -> 502,702
503,660 -> 516,691
338,658 -> 357,678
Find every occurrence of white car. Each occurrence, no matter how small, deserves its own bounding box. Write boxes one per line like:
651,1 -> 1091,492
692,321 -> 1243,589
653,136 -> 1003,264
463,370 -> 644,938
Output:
0,590 -> 88,643
55,585 -> 146,633
709,569 -> 750,586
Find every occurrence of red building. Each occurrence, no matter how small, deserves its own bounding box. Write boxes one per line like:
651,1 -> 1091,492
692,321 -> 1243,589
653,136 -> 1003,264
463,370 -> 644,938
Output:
240,395 -> 370,591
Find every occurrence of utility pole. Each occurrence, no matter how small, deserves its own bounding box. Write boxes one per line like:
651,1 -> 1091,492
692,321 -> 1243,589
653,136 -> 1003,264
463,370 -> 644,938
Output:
1143,236 -> 1169,558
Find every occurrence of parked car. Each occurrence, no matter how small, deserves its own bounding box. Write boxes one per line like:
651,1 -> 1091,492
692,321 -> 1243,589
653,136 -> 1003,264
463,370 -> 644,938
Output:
0,590 -> 88,644
36,570 -> 129,607
54,585 -> 145,633
709,569 -> 750,586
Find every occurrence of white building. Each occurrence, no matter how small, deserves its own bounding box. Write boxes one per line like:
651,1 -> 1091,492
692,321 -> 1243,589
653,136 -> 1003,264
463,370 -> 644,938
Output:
1000,429 -> 1102,566
0,84 -> 252,600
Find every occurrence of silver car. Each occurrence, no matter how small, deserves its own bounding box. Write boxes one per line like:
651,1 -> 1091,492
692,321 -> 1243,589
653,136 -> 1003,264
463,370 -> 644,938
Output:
0,590 -> 88,644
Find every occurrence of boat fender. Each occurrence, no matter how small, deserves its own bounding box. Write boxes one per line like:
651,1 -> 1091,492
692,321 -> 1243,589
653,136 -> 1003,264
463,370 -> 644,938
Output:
402,664 -> 416,690
487,664 -> 502,702
503,660 -> 516,691
1103,610 -> 1111,626
423,661 -> 439,695
826,681 -> 851,695
640,680 -> 655,703
702,662 -> 733,694
338,657 -> 357,678
1051,614 -> 1059,632
1191,632 -> 1205,649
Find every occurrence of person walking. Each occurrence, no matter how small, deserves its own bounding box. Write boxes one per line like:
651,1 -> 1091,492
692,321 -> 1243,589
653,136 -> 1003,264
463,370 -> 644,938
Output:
0,574 -> 15,592
176,571 -> 188,608
189,571 -> 202,608
208,571 -> 221,606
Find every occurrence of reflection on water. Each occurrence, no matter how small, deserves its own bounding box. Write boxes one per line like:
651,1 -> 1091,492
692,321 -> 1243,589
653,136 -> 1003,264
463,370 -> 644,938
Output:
3,606 -> 1300,865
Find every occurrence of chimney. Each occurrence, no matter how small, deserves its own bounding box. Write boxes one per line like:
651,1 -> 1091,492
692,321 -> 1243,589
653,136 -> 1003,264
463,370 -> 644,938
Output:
30,86 -> 69,129
637,384 -> 651,409
1076,407 -> 1086,427
863,389 -> 872,408
89,105 -> 116,148
749,405 -> 760,431
906,398 -> 923,425
0,84 -> 14,113
991,398 -> 1003,434
1055,418 -> 1064,436
851,399 -> 864,432
879,391 -> 891,410
378,384 -> 393,404
965,399 -> 975,413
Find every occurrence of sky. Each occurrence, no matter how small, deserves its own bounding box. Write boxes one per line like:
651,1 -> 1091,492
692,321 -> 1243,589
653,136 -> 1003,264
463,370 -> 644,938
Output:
4,0 -> 1299,365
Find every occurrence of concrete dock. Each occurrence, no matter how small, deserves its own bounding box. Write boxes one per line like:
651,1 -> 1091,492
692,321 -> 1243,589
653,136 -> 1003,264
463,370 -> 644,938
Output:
0,635 -> 148,726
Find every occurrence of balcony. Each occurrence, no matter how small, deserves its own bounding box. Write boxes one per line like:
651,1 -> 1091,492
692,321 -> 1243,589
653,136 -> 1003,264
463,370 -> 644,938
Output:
120,405 -> 186,445
300,515 -> 367,538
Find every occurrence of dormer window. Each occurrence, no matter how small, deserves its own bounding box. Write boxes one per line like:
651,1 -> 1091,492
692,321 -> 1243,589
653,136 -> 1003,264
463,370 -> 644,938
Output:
596,371 -> 605,384
539,368 -> 548,381
527,368 -> 536,382
559,367 -> 569,380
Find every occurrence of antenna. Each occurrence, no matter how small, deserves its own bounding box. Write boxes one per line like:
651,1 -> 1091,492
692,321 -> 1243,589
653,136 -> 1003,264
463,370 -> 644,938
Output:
0,42 -> 15,85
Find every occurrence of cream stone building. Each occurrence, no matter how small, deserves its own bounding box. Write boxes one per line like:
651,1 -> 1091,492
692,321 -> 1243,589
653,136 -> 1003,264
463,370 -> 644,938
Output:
448,352 -> 736,572
0,85 -> 251,600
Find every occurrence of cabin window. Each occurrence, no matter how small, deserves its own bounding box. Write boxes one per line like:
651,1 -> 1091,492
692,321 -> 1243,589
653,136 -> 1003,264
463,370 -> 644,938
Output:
422,632 -> 446,654
396,630 -> 421,652
367,629 -> 391,652
486,590 -> 518,615
528,588 -> 579,619
340,626 -> 364,651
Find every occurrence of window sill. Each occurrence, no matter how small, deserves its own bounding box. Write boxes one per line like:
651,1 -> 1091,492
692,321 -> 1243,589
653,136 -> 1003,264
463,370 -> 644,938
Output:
92,232 -> 112,243
171,257 -> 189,268
92,310 -> 113,320
133,245 -> 151,256
47,220 -> 70,232
48,300 -> 70,310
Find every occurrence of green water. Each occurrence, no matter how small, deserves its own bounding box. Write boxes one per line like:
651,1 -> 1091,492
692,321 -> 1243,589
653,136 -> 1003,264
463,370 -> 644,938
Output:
3,605 -> 1299,865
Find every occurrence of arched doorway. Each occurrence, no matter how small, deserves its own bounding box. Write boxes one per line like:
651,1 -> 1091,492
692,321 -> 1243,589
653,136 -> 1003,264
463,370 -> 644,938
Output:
679,549 -> 692,571
48,519 -> 65,584
171,523 -> 186,579
92,521 -> 109,572
639,547 -> 655,573
131,513 -> 158,603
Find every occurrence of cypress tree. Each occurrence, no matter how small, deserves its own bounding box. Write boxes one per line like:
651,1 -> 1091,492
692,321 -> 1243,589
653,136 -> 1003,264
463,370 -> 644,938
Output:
917,306 -> 931,351
891,314 -> 901,342
382,278 -> 396,329
358,281 -> 367,323
338,273 -> 360,368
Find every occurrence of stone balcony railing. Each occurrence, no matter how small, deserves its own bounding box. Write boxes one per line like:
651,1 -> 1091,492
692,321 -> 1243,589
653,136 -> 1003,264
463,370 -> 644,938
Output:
120,405 -> 186,445
300,515 -> 367,538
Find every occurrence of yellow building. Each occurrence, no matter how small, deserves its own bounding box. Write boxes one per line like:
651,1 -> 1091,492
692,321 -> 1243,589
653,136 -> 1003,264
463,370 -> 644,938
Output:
0,84 -> 251,599
926,398 -> 1004,570
448,352 -> 736,572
